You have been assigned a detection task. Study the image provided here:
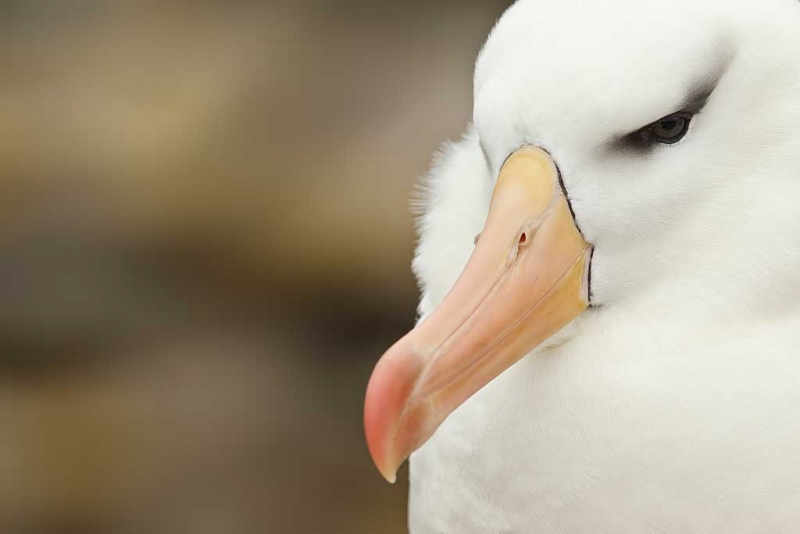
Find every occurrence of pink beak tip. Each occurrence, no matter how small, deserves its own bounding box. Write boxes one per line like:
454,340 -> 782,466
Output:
364,346 -> 416,484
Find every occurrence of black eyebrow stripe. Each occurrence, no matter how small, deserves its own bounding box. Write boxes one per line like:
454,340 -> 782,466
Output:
682,80 -> 716,115
608,50 -> 733,154
682,53 -> 732,114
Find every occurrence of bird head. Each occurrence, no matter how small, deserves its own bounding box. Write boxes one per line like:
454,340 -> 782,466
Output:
365,0 -> 800,483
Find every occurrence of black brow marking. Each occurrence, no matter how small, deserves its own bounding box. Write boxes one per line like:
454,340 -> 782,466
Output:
682,68 -> 725,114
608,51 -> 733,154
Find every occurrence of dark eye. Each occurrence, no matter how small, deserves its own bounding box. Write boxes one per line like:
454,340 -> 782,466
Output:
645,112 -> 693,145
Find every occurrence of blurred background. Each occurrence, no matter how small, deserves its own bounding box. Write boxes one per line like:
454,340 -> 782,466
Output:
0,1 -> 513,532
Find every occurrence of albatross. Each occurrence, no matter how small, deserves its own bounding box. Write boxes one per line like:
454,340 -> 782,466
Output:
365,0 -> 800,531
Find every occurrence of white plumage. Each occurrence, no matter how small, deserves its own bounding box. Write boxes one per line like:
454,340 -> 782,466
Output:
408,0 -> 800,531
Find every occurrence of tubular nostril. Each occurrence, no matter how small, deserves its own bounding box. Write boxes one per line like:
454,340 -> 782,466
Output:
506,230 -> 532,266
474,233 -> 482,246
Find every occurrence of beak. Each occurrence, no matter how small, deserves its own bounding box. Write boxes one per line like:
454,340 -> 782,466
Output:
364,147 -> 593,483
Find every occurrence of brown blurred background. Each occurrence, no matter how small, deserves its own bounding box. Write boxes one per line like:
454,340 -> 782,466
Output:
0,1 -> 512,532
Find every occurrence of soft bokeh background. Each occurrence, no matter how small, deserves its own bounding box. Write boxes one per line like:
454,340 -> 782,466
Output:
0,1 -> 513,532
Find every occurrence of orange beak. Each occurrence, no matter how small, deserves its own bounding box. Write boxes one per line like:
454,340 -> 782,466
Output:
364,147 -> 593,483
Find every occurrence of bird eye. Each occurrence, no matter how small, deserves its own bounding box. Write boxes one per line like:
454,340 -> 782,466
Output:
646,112 -> 693,145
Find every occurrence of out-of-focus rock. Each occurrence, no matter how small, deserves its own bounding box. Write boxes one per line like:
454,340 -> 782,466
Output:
0,0 -> 512,532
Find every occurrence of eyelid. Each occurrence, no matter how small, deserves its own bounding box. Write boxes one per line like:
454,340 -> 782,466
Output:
646,110 -> 693,130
